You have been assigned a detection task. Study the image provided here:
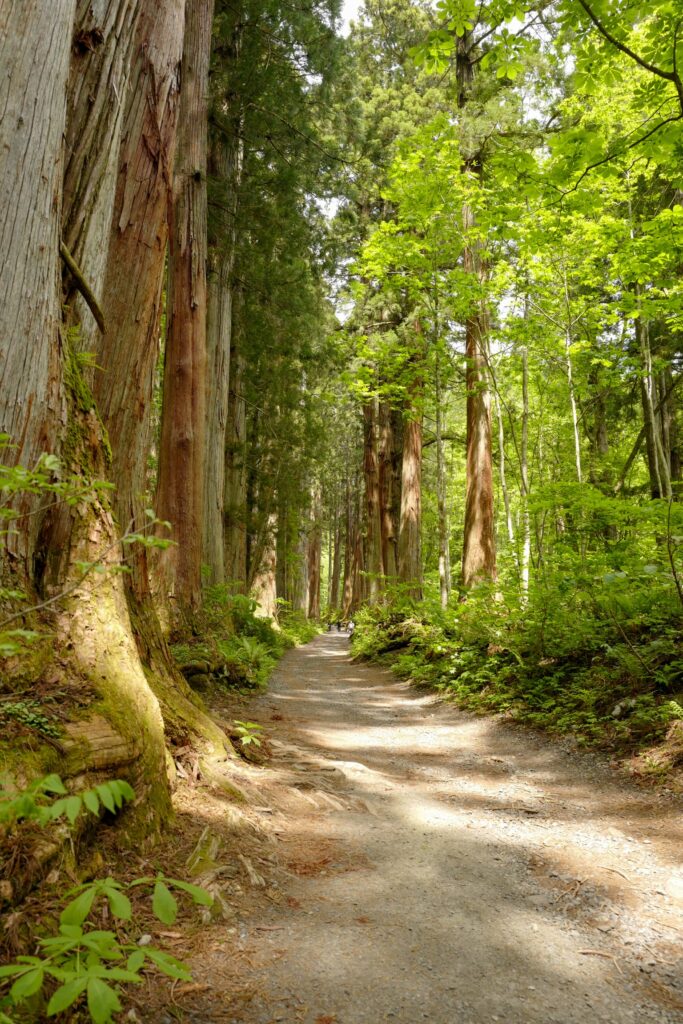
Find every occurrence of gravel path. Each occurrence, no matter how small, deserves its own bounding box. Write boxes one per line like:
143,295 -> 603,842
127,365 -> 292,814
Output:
192,633 -> 683,1024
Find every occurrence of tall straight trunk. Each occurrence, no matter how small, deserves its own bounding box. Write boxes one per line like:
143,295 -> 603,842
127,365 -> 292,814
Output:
94,0 -> 185,613
341,477 -> 358,616
292,527 -> 310,614
251,512 -> 277,620
458,35 -> 496,588
378,402 -> 400,583
329,510 -> 343,610
398,349 -> 423,600
520,344 -> 531,599
62,0 -> 140,349
0,2 -> 183,827
70,0 -> 227,753
307,492 -> 322,620
435,350 -> 451,608
156,0 -> 214,614
203,15 -> 245,584
0,0 -> 72,561
224,287 -> 248,590
460,216 -> 496,587
363,400 -> 384,602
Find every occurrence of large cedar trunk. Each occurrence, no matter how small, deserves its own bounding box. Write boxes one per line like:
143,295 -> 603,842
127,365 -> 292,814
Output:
156,0 -> 214,614
397,410 -> 423,600
224,287 -> 248,589
307,518 -> 322,620
457,34 -> 497,588
85,0 -> 226,750
0,0 -> 71,562
460,274 -> 496,587
363,400 -> 384,601
251,513 -> 278,620
0,2 -> 173,834
329,507 -> 342,610
378,402 -> 400,582
203,20 -> 244,583
62,0 -> 140,347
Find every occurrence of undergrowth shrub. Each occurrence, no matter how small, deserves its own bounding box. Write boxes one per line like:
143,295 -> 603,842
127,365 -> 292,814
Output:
352,493 -> 683,757
171,587 -> 319,692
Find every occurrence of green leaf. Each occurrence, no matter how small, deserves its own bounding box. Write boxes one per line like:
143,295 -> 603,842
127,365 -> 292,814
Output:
60,887 -> 97,927
10,967 -> 44,1001
41,775 -> 67,795
152,880 -> 178,925
0,966 -> 24,979
143,949 -> 192,981
166,879 -> 214,907
95,784 -> 116,813
64,796 -> 82,824
126,950 -> 145,973
47,977 -> 89,1016
111,780 -> 135,804
86,978 -> 121,1024
106,887 -> 132,922
83,789 -> 100,815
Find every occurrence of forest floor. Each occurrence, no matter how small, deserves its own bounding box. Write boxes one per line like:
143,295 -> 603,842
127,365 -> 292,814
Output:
133,633 -> 683,1024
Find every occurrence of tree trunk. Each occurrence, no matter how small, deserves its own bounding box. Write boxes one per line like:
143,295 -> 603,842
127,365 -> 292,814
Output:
363,400 -> 384,602
329,505 -> 342,610
398,357 -> 423,600
251,513 -> 278,620
307,492 -> 322,620
0,0 -> 72,562
520,344 -> 531,600
62,0 -> 140,349
156,0 -> 214,615
203,16 -> 245,584
435,351 -> 451,608
378,402 -> 399,583
0,2 -> 180,833
75,0 -> 229,753
224,287 -> 248,590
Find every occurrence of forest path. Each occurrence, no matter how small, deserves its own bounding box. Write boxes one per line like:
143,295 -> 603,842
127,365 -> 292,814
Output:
186,633 -> 683,1024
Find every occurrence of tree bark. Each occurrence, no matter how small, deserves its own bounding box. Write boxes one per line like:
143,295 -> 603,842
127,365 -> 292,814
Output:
398,346 -> 423,600
251,513 -> 278,620
156,0 -> 215,615
460,221 -> 496,588
94,0 -> 185,610
457,34 -> 496,589
203,15 -> 245,584
329,504 -> 342,610
378,402 -> 400,584
435,350 -> 451,608
307,491 -> 322,620
62,0 -> 140,348
0,0 -> 72,564
224,286 -> 248,590
363,400 -> 384,602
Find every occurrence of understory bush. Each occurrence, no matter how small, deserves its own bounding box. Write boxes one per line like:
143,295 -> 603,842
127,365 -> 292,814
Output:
353,499 -> 683,760
171,588 -> 318,692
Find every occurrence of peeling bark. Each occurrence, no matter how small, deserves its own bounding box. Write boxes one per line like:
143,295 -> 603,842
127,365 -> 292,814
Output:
156,0 -> 215,614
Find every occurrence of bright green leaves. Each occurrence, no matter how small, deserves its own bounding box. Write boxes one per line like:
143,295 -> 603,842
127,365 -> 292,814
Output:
46,976 -> 89,1016
438,0 -> 476,37
0,865 -> 212,1024
152,879 -> 178,925
0,774 -> 135,831
86,978 -> 121,1024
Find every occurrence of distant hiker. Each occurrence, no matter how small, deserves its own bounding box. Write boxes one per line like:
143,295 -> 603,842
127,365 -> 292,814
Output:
348,619 -> 355,636
336,619 -> 342,631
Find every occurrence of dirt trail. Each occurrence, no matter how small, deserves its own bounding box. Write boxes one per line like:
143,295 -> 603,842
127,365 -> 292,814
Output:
180,633 -> 683,1024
